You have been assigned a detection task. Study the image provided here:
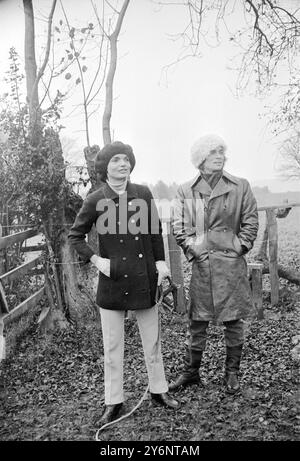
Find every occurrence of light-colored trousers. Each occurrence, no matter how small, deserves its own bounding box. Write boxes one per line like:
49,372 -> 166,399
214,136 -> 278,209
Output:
99,305 -> 168,405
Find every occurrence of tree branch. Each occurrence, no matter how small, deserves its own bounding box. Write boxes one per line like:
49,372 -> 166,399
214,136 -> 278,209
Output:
32,0 -> 57,109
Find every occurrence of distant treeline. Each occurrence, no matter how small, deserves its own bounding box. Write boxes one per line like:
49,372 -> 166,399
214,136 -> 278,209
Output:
145,181 -> 300,206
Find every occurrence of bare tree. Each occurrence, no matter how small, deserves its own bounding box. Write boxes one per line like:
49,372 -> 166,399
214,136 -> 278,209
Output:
102,0 -> 130,145
50,0 -> 130,190
22,0 -> 92,328
277,133 -> 300,180
155,0 -> 300,94
24,0 -> 57,142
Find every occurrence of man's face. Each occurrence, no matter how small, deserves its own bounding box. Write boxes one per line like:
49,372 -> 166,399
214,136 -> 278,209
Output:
202,146 -> 225,172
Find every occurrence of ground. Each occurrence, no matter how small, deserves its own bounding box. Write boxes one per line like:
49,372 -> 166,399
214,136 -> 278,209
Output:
0,208 -> 299,441
0,276 -> 299,441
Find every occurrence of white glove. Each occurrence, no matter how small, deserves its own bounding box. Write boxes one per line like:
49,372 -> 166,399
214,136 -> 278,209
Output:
155,260 -> 170,286
90,255 -> 110,277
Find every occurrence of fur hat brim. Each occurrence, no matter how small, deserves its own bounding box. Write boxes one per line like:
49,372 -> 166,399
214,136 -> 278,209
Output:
191,134 -> 227,168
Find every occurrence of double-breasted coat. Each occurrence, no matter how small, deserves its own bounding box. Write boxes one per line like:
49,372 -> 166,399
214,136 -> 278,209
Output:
172,170 -> 259,323
68,182 -> 165,311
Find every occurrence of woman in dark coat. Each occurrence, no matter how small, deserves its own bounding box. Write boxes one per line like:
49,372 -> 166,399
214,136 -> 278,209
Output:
68,141 -> 179,424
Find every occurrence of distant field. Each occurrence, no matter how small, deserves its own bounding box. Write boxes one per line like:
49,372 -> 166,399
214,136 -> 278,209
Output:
252,206 -> 300,271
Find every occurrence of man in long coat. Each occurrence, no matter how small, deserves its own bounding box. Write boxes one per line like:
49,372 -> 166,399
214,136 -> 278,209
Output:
170,134 -> 259,394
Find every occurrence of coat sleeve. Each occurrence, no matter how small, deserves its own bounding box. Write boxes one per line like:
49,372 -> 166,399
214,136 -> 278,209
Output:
144,187 -> 165,261
68,195 -> 98,264
171,185 -> 195,262
238,180 -> 259,252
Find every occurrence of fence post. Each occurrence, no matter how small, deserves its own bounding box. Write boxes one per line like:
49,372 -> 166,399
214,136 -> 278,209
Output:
249,263 -> 263,319
166,221 -> 186,313
266,209 -> 279,306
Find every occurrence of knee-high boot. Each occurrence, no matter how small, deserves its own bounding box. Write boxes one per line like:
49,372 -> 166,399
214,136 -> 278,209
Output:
224,344 -> 243,394
169,348 -> 203,391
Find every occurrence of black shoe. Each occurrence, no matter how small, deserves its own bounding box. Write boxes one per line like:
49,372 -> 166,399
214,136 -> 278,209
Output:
99,403 -> 123,425
151,392 -> 180,409
168,371 -> 200,391
224,371 -> 240,394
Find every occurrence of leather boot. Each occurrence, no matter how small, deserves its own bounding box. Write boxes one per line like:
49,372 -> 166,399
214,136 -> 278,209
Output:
99,402 -> 123,425
151,392 -> 180,409
168,349 -> 203,391
224,344 -> 243,394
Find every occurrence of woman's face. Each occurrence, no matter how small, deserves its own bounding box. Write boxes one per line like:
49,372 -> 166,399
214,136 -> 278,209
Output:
107,154 -> 131,181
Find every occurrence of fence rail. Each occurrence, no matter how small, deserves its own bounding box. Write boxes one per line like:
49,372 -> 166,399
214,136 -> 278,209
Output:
0,228 -> 38,250
0,228 -> 45,360
0,255 -> 42,285
2,287 -> 45,327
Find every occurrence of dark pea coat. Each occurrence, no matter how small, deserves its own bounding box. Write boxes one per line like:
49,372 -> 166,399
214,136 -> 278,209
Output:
68,182 -> 165,311
172,170 -> 259,323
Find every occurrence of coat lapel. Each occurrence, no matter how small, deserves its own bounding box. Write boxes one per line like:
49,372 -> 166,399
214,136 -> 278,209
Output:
208,171 -> 239,200
193,179 -> 212,196
209,177 -> 235,200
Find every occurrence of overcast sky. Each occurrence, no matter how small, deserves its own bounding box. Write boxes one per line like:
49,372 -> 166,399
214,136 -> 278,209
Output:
0,0 -> 299,191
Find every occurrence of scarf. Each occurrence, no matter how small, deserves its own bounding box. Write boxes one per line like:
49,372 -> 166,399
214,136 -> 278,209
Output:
106,177 -> 128,195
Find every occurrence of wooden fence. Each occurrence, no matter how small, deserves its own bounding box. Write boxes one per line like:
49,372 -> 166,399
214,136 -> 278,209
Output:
257,202 -> 300,306
163,202 -> 300,318
0,228 -> 45,328
0,201 -> 299,362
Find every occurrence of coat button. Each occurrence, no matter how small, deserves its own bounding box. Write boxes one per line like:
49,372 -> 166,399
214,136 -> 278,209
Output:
135,236 -> 139,240
124,274 -> 128,278
120,239 -> 124,243
128,201 -> 132,206
124,292 -> 129,295
138,253 -> 143,258
122,257 -> 127,261
116,203 -> 119,207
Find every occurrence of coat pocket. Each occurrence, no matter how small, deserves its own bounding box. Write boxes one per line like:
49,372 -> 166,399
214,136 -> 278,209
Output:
232,234 -> 243,255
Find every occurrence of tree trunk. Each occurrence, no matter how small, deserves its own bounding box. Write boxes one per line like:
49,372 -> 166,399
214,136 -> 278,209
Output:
23,0 -> 39,113
58,229 -> 89,321
23,0 -> 42,145
22,0 -> 91,327
102,0 -> 130,145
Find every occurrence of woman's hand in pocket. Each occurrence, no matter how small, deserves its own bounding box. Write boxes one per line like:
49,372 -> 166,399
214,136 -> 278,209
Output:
90,255 -> 110,277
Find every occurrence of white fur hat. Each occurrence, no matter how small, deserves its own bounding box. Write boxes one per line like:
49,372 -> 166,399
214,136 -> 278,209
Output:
191,134 -> 227,168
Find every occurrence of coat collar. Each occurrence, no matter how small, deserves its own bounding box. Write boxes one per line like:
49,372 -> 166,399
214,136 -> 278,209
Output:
100,181 -> 139,201
191,170 -> 239,199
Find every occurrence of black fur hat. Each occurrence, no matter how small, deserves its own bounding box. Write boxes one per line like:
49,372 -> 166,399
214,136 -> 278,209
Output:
94,141 -> 136,181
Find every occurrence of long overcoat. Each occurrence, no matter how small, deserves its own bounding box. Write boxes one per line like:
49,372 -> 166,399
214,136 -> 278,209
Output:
68,182 -> 165,311
172,170 -> 259,323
